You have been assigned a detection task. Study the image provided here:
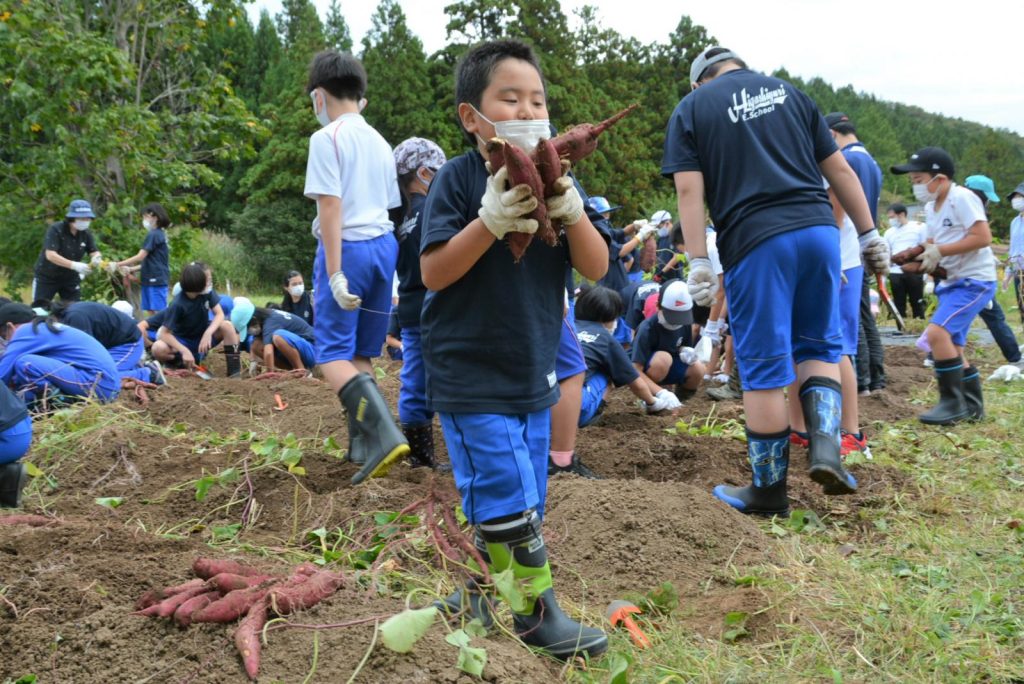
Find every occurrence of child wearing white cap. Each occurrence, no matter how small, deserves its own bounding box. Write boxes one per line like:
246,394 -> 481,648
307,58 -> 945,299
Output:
630,280 -> 705,399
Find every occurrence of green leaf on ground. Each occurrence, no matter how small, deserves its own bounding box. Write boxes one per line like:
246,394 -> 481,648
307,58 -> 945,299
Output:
380,606 -> 437,653
445,629 -> 487,677
94,497 -> 124,509
493,569 -> 527,613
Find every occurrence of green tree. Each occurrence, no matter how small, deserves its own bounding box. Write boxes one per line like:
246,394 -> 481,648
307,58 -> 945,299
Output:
324,0 -> 353,52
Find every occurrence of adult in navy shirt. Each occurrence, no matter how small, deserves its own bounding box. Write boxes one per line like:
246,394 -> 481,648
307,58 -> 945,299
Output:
33,199 -> 102,303
826,112 -> 886,393
662,46 -> 889,516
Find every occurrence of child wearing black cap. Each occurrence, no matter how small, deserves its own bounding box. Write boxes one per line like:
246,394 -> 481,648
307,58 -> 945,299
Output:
891,147 -> 996,424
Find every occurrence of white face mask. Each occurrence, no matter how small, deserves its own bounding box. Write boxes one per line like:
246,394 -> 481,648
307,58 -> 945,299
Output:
1013,197 -> 1024,213
74,220 -> 91,231
658,311 -> 683,331
888,217 -> 900,229
289,285 -> 304,298
473,106 -> 550,154
310,89 -> 332,127
912,177 -> 941,204
604,320 -> 618,334
142,219 -> 153,230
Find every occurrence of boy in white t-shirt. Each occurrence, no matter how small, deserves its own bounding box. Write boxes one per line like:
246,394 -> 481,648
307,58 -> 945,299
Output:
891,147 -> 996,425
303,51 -> 409,484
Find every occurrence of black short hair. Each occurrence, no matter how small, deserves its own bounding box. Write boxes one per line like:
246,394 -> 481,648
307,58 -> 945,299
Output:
700,47 -> 748,82
454,39 -> 545,147
307,51 -> 366,101
574,285 -> 624,324
0,297 -> 11,306
830,121 -> 857,136
141,202 -> 170,228
283,270 -> 302,286
888,203 -> 907,216
0,301 -> 57,334
179,262 -> 208,294
669,222 -> 684,247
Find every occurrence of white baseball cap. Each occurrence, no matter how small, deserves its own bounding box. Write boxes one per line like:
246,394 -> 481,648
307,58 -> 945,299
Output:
111,300 -> 134,317
650,210 -> 672,225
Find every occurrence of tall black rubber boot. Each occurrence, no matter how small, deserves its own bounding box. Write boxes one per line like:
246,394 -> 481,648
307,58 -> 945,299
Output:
224,344 -> 241,378
339,373 -> 410,485
713,428 -> 790,516
800,377 -> 857,495
402,422 -> 436,469
0,462 -> 28,508
479,511 -> 607,660
961,366 -> 984,422
434,531 -> 495,629
919,358 -> 969,425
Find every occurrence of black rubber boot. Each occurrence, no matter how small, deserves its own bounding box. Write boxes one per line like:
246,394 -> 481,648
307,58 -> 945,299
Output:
713,428 -> 790,516
224,344 -> 241,378
402,422 -> 437,469
0,462 -> 28,508
434,532 -> 494,628
919,358 -> 969,425
961,366 -> 984,422
339,373 -> 410,485
480,511 -> 607,660
800,377 -> 857,495
341,397 -> 366,465
548,453 -> 602,479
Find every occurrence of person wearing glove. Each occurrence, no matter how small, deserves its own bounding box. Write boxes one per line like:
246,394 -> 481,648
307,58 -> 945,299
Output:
664,47 -> 862,516
115,203 -> 172,315
630,279 -> 705,402
419,40 -> 610,661
32,199 -> 102,304
303,51 -> 410,485
891,147 -> 996,425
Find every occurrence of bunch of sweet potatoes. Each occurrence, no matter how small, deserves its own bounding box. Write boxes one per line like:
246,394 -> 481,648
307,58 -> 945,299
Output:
891,244 -> 947,279
486,103 -> 639,261
135,557 -> 344,680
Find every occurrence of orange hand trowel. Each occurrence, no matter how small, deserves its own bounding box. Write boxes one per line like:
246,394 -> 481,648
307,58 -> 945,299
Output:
605,600 -> 652,649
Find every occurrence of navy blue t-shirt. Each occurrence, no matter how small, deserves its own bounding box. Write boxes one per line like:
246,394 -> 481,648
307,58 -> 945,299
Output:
35,221 -> 99,282
0,381 -> 28,432
661,69 -> 838,270
396,192 -> 428,329
262,310 -> 315,345
597,236 -> 630,293
387,310 -> 401,338
61,301 -> 141,348
281,291 -> 314,327
420,150 -> 605,414
621,280 -> 661,330
841,142 -> 882,224
145,309 -> 168,330
631,315 -> 693,366
575,319 -> 639,386
140,228 -> 170,286
164,291 -> 220,340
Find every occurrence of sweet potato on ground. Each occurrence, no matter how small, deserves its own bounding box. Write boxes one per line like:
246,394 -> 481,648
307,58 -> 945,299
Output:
173,590 -> 221,627
191,585 -> 272,624
192,557 -> 264,579
206,573 -> 274,594
235,598 -> 268,680
267,570 -> 345,615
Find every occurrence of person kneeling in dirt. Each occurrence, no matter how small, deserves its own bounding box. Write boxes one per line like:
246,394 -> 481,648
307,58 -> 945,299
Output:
631,280 -> 705,401
230,297 -> 317,374
0,381 -> 32,508
0,302 -> 121,407
575,286 -> 681,423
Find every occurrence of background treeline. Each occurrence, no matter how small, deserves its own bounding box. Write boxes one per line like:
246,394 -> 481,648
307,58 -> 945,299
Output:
3,0 -> 1023,293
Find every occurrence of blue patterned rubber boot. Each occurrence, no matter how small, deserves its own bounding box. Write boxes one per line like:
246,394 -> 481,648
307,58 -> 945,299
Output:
800,377 -> 857,495
713,428 -> 790,516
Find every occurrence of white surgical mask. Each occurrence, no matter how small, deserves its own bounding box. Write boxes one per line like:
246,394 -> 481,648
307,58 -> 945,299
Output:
473,106 -> 550,154
912,177 -> 941,204
1013,197 -> 1024,213
658,311 -> 683,331
310,89 -> 332,127
289,285 -> 304,298
142,219 -> 153,230
888,218 -> 900,229
74,220 -> 91,231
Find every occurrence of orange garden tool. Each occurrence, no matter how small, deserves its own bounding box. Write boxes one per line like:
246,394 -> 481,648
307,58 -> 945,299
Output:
605,600 -> 651,649
273,394 -> 288,411
876,273 -> 905,332
194,365 -> 213,381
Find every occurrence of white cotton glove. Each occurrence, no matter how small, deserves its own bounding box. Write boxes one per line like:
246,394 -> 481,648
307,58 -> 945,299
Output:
104,261 -> 120,275
479,165 -> 539,239
858,229 -> 891,275
646,388 -> 681,413
90,253 -> 103,267
329,271 -> 361,311
678,346 -> 699,365
924,279 -> 935,296
686,257 -> 717,307
70,261 -> 92,276
636,224 -> 658,243
546,176 -> 585,225
701,319 -> 722,345
916,242 -> 943,274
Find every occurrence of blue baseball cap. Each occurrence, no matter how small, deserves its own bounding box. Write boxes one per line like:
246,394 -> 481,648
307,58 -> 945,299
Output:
964,175 -> 999,203
65,199 -> 95,219
587,196 -> 621,214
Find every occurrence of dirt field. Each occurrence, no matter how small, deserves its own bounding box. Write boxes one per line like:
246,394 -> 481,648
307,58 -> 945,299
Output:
1,347 -> 934,683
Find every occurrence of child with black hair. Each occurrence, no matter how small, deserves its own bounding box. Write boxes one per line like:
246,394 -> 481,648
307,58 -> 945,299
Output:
303,50 -> 409,484
150,262 -> 241,376
280,270 -> 314,326
0,381 -> 31,507
230,298 -> 316,373
631,280 -> 706,398
0,302 -> 120,405
392,137 -> 447,468
420,38 -> 609,660
574,286 -> 681,425
115,203 -> 171,314
49,300 -> 164,385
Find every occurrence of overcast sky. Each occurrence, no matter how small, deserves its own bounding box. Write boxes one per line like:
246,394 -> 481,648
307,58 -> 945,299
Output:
248,0 -> 1023,136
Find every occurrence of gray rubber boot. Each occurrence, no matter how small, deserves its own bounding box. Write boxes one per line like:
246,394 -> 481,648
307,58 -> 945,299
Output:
339,373 -> 410,484
961,367 -> 984,422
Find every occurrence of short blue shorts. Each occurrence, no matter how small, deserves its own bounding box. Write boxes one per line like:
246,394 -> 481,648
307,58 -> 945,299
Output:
839,266 -> 864,356
313,235 -> 398,364
932,278 -> 998,347
172,334 -> 221,360
725,225 -> 843,391
555,317 -> 586,382
644,354 -> 690,385
272,329 -> 317,368
0,416 -> 32,465
141,285 -> 167,312
439,410 -> 550,524
578,373 -> 609,427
